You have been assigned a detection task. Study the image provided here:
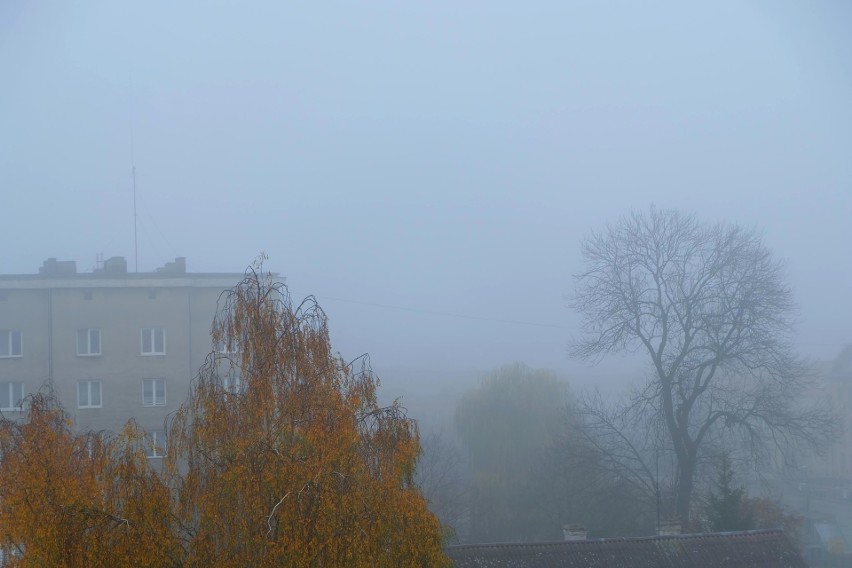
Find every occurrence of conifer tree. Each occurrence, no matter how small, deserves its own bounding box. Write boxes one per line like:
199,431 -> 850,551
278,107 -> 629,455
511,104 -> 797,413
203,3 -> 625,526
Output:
705,455 -> 753,532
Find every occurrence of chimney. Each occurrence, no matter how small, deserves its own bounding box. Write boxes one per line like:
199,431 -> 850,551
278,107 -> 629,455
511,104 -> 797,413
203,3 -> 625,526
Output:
39,258 -> 77,276
100,256 -> 128,275
562,524 -> 587,541
657,519 -> 681,536
156,257 -> 187,275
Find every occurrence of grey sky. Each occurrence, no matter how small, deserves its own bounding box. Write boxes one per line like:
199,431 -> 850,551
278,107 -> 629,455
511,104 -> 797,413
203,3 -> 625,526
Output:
2,1 -> 851,392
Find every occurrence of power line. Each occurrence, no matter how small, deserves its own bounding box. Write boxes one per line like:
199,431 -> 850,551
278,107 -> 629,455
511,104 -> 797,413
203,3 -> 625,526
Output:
293,291 -> 568,330
294,290 -> 848,343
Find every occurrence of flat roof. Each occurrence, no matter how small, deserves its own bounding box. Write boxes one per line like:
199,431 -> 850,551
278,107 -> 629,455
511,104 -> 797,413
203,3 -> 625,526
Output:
0,273 -> 248,290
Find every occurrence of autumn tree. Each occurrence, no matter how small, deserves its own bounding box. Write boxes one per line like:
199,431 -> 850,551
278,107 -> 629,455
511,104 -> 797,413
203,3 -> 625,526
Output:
165,266 -> 447,567
570,207 -> 835,528
0,393 -> 178,568
415,430 -> 468,542
0,265 -> 446,567
744,495 -> 803,547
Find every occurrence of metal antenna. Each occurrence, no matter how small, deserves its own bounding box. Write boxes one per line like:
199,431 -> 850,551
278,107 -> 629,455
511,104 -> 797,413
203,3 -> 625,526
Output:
130,76 -> 139,273
132,162 -> 138,273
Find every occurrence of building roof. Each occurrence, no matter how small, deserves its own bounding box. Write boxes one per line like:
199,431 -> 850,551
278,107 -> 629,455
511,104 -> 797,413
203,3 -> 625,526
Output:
444,530 -> 807,568
0,257 -> 247,290
830,344 -> 852,380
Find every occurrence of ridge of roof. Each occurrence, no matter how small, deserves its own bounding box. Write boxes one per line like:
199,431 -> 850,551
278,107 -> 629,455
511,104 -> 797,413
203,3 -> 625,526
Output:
445,528 -> 786,551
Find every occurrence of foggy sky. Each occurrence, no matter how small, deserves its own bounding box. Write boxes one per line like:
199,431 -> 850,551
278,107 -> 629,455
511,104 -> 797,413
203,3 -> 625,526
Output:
2,1 -> 851,393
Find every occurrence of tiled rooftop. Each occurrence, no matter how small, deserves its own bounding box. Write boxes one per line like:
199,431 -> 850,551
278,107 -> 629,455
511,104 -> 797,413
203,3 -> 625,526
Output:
445,529 -> 807,568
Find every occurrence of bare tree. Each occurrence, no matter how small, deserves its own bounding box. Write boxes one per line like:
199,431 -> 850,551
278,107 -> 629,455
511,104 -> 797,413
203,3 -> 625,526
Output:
574,391 -> 667,518
570,207 -> 835,528
415,430 -> 469,541
540,392 -> 661,537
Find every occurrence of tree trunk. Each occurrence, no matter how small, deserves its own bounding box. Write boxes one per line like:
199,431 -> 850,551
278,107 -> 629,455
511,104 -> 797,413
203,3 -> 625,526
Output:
676,458 -> 695,531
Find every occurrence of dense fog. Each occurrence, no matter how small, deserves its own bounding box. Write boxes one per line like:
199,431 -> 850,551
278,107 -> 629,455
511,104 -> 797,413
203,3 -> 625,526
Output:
2,0 -> 851,552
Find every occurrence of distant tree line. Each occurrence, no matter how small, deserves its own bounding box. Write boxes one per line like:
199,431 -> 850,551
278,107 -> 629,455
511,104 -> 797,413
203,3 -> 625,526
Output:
416,208 -> 833,544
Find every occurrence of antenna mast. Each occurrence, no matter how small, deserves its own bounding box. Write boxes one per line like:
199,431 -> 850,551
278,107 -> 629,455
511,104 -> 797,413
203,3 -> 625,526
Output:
130,75 -> 139,273
132,161 -> 138,273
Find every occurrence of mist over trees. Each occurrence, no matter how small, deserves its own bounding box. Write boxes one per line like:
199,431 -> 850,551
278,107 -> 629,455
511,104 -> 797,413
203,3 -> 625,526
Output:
410,208 -> 837,546
454,364 -> 568,542
417,363 -> 656,543
4,0 -> 851,561
569,207 -> 836,528
0,208 -> 839,557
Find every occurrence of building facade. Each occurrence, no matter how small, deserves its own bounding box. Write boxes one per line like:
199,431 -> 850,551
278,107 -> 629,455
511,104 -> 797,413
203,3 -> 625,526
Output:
822,346 -> 852,479
0,256 -> 242,456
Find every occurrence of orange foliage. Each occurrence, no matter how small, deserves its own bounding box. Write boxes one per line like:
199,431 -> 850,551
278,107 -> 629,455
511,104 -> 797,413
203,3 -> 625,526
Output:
167,268 -> 447,567
0,395 -> 178,567
0,267 -> 446,567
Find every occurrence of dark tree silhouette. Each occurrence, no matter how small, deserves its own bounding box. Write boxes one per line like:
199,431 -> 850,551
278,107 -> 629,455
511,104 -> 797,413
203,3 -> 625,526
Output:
570,207 -> 835,528
706,455 -> 753,532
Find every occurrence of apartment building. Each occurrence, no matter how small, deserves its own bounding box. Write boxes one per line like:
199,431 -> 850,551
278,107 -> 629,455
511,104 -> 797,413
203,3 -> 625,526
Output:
0,256 -> 242,456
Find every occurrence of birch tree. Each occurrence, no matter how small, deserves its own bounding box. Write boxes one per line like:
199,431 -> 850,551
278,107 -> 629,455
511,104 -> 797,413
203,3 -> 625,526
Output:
0,265 -> 446,567
166,266 -> 446,567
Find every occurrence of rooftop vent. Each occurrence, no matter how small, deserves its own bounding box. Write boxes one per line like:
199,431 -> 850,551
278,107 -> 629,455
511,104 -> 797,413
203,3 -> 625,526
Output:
563,524 -> 587,541
156,257 -> 186,275
39,258 -> 77,276
98,256 -> 128,275
657,519 -> 681,536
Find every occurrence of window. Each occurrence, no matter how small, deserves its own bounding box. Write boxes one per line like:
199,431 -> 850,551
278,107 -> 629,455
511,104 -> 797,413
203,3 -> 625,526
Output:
140,328 -> 166,355
77,329 -> 101,356
216,338 -> 240,354
143,378 -> 166,406
78,380 -> 102,408
0,331 -> 22,358
0,382 -> 24,411
145,430 -> 166,458
221,370 -> 243,394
